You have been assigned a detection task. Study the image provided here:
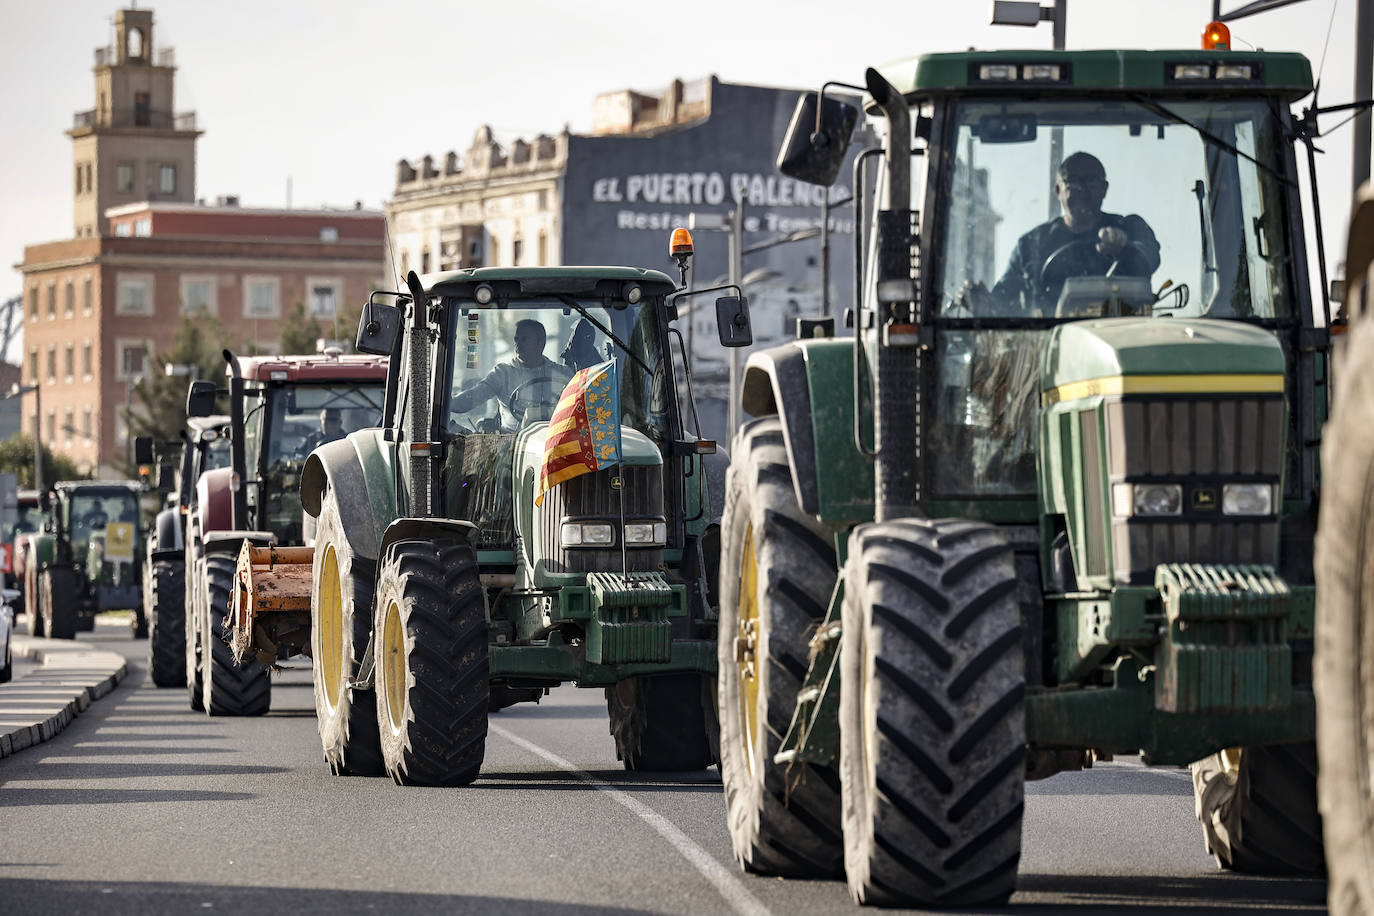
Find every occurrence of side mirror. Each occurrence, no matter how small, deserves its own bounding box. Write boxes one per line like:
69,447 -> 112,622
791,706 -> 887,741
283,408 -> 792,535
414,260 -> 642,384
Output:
133,436 -> 154,465
716,296 -> 753,348
157,461 -> 176,492
973,113 -> 1038,144
186,380 -> 218,418
776,91 -> 860,187
356,302 -> 402,356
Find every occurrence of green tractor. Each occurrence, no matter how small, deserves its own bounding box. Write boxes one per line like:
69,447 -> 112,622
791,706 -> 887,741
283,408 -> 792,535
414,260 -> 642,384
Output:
717,44 -> 1338,906
294,266 -> 734,782
24,481 -> 145,640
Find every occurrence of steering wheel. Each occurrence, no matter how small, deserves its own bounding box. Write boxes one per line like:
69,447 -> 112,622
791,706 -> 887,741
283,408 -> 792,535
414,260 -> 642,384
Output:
1038,239 -> 1117,297
506,376 -> 558,424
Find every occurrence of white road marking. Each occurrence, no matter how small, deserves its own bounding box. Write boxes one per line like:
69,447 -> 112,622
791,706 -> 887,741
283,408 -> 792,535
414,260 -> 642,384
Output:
489,723 -> 772,916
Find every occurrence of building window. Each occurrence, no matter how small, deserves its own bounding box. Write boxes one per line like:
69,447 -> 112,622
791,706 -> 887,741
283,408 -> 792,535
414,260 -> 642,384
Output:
116,274 -> 153,315
134,91 -> 150,127
28,285 -> 38,320
63,344 -> 74,381
244,277 -> 281,319
84,163 -> 92,193
159,165 -> 176,194
28,348 -> 38,383
64,280 -> 74,317
421,249 -> 431,273
46,410 -> 55,444
114,222 -> 132,237
83,275 -> 93,315
320,226 -> 338,242
180,275 -> 216,315
308,278 -> 339,318
82,341 -> 93,379
116,162 -> 134,193
134,218 -> 152,237
115,338 -> 150,380
75,164 -> 83,195
537,230 -> 548,267
512,238 -> 523,265
82,407 -> 93,440
63,409 -> 74,445
46,346 -> 56,382
46,283 -> 56,319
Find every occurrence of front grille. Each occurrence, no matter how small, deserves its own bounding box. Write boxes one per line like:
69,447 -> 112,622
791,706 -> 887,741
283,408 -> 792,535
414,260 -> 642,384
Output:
539,464 -> 663,574
1105,396 -> 1284,584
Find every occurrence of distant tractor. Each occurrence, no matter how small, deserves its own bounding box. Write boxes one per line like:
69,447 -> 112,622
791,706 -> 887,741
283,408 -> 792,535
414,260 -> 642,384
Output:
24,482 -> 144,640
139,418 -> 231,687
716,37 -> 1336,907
182,350 -> 387,716
6,489 -> 42,623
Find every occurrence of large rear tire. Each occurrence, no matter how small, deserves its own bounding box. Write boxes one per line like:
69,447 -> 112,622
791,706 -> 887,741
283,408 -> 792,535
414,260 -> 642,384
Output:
1191,744 -> 1324,874
185,552 -> 205,711
41,567 -> 79,640
374,539 -> 487,786
607,674 -> 718,771
312,492 -> 383,776
717,416 -> 843,878
840,519 -> 1025,908
24,550 -> 44,637
201,552 -> 271,716
146,558 -> 186,687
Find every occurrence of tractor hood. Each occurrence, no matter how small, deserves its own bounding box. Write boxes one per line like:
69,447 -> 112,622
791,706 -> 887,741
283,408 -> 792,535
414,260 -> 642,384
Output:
1041,318 -> 1286,403
518,425 -> 663,472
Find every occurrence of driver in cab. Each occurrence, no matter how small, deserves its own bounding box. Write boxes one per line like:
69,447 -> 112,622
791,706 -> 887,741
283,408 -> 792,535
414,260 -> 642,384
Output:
964,151 -> 1160,315
451,319 -> 573,432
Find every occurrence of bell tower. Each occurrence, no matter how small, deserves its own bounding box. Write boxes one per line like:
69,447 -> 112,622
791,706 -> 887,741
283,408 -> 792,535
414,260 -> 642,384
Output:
67,7 -> 202,238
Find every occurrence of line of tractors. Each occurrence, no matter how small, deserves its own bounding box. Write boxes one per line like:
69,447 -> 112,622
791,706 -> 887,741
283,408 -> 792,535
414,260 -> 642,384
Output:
10,27 -> 1374,914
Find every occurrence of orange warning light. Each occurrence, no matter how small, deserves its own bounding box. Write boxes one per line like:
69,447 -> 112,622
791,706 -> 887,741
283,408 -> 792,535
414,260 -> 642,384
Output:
1203,21 -> 1230,50
670,227 -> 694,258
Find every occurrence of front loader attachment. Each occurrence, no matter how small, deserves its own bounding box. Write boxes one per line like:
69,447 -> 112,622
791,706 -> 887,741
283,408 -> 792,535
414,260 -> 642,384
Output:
230,543 -> 314,666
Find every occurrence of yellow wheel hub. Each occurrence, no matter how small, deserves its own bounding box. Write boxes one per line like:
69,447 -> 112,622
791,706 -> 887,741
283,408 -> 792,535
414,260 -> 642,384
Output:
1220,746 -> 1244,782
318,545 -> 343,711
737,523 -> 760,777
381,598 -> 407,734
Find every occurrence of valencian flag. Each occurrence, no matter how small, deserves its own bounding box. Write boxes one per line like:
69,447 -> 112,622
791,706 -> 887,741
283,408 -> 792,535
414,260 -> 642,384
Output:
534,359 -> 622,507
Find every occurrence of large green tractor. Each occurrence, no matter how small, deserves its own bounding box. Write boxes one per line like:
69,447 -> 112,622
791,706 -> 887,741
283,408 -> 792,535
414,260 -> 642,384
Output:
297,266 -> 735,783
718,45 -> 1339,906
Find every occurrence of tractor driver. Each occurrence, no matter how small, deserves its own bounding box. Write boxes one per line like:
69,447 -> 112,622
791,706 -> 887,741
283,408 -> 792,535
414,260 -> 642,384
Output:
451,318 -> 573,432
299,408 -> 346,456
960,152 -> 1161,315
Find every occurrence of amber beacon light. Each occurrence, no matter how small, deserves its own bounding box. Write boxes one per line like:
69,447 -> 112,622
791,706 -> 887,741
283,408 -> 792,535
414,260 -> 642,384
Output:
1203,21 -> 1231,50
670,227 -> 694,258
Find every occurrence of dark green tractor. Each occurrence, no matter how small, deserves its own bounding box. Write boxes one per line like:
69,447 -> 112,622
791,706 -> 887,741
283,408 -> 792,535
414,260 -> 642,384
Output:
718,46 -> 1338,906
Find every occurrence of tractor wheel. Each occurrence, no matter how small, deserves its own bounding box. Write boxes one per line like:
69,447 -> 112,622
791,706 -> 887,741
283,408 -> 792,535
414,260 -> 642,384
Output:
839,519 -> 1025,908
1315,313 -> 1374,913
607,674 -> 718,771
312,492 -> 383,776
146,558 -> 186,687
374,539 -> 488,786
41,568 -> 79,640
717,416 -> 843,878
185,554 -> 205,712
24,551 -> 44,637
1191,744 -> 1324,874
200,552 -> 271,716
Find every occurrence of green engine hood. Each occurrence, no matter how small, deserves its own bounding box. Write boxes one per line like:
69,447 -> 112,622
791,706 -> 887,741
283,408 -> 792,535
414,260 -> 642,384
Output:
1042,318 -> 1286,403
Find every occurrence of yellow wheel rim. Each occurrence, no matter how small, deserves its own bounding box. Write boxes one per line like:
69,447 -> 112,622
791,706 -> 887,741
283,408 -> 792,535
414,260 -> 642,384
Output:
737,523 -> 760,778
319,545 -> 343,711
381,597 -> 407,733
1220,746 -> 1243,782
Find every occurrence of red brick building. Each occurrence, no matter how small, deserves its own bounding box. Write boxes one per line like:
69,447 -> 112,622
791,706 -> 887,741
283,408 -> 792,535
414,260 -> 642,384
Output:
15,8 -> 384,476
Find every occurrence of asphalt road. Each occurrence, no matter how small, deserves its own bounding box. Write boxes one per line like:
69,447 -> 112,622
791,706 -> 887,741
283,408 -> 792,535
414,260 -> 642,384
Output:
0,621 -> 1327,915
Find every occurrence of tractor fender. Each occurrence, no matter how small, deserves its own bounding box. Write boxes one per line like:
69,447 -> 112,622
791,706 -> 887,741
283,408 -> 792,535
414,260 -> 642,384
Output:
300,430 -> 397,564
1347,182 -> 1374,325
739,339 -> 874,525
150,506 -> 183,559
202,530 -> 274,558
377,518 -> 477,564
196,467 -> 234,537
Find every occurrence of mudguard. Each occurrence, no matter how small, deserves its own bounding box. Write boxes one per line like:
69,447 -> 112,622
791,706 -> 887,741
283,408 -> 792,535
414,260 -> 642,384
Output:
151,506 -> 183,559
196,467 -> 234,537
202,530 -> 274,558
739,339 -> 874,526
300,429 -> 397,564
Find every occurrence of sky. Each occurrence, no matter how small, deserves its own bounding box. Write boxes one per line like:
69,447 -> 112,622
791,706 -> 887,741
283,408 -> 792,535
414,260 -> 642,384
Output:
0,0 -> 1367,353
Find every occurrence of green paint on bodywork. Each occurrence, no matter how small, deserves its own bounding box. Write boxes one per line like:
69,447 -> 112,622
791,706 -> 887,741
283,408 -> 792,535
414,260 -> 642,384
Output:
489,636 -> 715,685
29,533 -> 55,569
797,340 -> 875,525
880,49 -> 1312,101
347,428 -> 399,558
1054,587 -> 1158,683
1042,318 -> 1287,389
426,266 -> 677,297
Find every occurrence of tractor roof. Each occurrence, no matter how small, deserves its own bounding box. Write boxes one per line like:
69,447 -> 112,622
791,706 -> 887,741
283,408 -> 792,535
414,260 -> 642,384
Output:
54,481 -> 140,494
423,266 -> 677,299
187,415 -> 230,435
232,352 -> 388,383
878,48 -> 1313,103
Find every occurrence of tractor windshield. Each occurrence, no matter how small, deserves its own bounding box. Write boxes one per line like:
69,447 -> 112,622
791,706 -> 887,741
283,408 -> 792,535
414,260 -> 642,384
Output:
7,503 -> 42,542
68,489 -> 138,557
918,96 -> 1297,498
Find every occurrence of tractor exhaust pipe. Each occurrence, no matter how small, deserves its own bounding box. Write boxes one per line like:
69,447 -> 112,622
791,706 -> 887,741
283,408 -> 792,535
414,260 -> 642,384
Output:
223,349 -> 248,530
403,271 -> 434,517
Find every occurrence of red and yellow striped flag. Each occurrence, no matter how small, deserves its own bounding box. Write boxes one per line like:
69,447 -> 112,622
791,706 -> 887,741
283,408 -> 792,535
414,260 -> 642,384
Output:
534,359 -> 621,507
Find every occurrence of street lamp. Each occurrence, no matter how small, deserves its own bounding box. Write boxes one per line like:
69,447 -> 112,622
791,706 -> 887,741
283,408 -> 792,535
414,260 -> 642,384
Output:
7,382 -> 43,493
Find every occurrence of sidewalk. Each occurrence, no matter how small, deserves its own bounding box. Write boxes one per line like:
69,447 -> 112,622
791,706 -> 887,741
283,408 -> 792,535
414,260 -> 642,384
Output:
1,621 -> 129,759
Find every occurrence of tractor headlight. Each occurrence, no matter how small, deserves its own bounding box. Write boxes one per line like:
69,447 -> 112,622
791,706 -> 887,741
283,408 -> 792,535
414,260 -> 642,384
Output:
560,522 -> 614,547
1222,483 -> 1274,516
623,521 -> 667,546
1112,482 -> 1183,517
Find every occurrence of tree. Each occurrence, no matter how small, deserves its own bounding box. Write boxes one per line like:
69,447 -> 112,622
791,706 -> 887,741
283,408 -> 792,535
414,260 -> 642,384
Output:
278,300 -> 320,356
0,434 -> 87,488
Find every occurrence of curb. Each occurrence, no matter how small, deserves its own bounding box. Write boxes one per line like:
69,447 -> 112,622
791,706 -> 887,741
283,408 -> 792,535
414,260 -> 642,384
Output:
0,632 -> 129,759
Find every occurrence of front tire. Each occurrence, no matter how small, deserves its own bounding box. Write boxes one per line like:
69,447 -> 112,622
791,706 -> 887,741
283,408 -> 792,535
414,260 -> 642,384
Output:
24,551 -> 44,637
1191,744 -> 1324,874
840,519 -> 1025,908
607,674 -> 718,771
312,491 -> 383,776
717,416 -> 843,878
201,552 -> 271,716
42,567 -> 79,640
146,558 -> 186,687
374,539 -> 487,786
